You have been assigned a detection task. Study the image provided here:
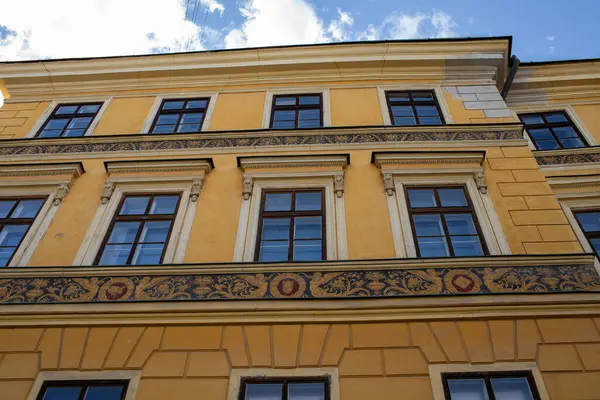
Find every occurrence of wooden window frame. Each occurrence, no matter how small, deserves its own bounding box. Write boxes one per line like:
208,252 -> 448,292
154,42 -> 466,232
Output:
94,193 -> 182,266
518,110 -> 588,150
385,90 -> 445,126
35,103 -> 103,138
35,380 -> 129,400
404,185 -> 488,257
269,94 -> 323,129
0,196 -> 47,266
238,376 -> 330,400
255,189 -> 326,262
573,209 -> 600,256
442,371 -> 541,400
149,98 -> 210,134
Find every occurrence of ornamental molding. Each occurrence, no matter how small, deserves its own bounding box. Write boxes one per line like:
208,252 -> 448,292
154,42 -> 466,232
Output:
239,155 -> 348,171
534,147 -> 600,166
547,174 -> 600,190
373,151 -> 485,168
0,162 -> 84,179
105,159 -> 213,175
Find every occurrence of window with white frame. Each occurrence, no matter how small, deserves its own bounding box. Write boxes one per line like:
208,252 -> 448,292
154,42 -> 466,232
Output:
262,89 -> 331,129
140,94 -> 217,134
28,371 -> 140,400
27,100 -> 110,139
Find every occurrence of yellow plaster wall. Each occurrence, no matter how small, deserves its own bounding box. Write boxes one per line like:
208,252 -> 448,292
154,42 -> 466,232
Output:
572,104 -> 600,143
2,317 -> 600,399
93,97 -> 155,135
0,101 -> 51,139
330,88 -> 383,126
208,92 -> 265,131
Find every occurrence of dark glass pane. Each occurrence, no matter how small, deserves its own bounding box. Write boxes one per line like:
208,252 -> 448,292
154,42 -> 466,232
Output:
438,188 -> 467,207
520,115 -> 544,125
131,243 -> 164,264
0,225 -> 28,247
288,382 -> 325,400
412,92 -> 434,101
275,96 -> 296,106
545,113 -> 568,123
590,238 -> 600,255
295,217 -> 322,239
560,138 -> 585,149
447,379 -> 489,400
451,235 -> 484,256
98,244 -> 133,265
150,196 -> 179,215
63,129 -> 86,137
419,117 -> 442,125
46,119 -> 70,129
273,110 -> 296,121
156,114 -> 179,125
528,128 -> 553,140
264,193 -> 292,211
299,96 -> 320,105
120,196 -> 150,215
536,140 -> 560,150
186,100 -> 208,109
246,383 -> 283,400
298,119 -> 321,128
55,105 -> 78,114
272,121 -> 295,129
293,239 -> 322,261
151,125 -> 176,134
38,129 -> 63,138
259,241 -> 289,262
180,113 -> 204,124
417,236 -> 449,257
391,106 -> 414,117
490,377 -> 534,400
177,124 -> 201,133
107,222 -> 141,244
298,109 -> 320,120
163,101 -> 185,110
415,105 -> 438,117
445,214 -> 477,235
0,200 -> 16,218
11,199 -> 44,218
139,221 -> 171,243
413,214 -> 444,237
392,117 -> 416,126
408,189 -> 436,208
0,247 -> 15,267
84,385 -> 124,400
42,386 -> 82,400
576,212 -> 600,232
261,218 -> 290,241
296,192 -> 321,211
67,117 -> 92,129
388,93 -> 410,102
78,104 -> 101,114
553,126 -> 578,139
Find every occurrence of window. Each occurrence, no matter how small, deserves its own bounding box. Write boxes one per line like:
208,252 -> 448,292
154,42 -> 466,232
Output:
150,98 -> 210,134
574,210 -> 600,256
240,378 -> 329,400
519,111 -> 587,150
95,194 -> 181,265
36,103 -> 102,138
442,371 -> 541,400
385,91 -> 444,126
256,189 -> 325,262
270,94 -> 322,129
0,197 -> 46,267
405,186 -> 487,257
36,380 -> 128,400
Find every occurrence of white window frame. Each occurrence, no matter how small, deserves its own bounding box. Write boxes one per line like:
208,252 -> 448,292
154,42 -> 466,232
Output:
140,92 -> 218,133
26,98 -> 112,138
227,368 -> 339,400
377,86 -> 453,126
27,370 -> 141,400
429,362 -> 549,400
262,88 -> 331,129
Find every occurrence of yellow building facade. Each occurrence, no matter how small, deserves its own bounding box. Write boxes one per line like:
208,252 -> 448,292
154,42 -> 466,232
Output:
0,37 -> 599,399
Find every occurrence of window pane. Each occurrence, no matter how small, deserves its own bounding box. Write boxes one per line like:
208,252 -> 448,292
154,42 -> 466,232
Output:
491,377 -> 534,400
265,193 -> 292,211
120,197 -> 150,215
536,140 -> 560,150
246,383 -> 283,400
575,212 -> 600,232
163,101 -> 185,110
447,379 -> 489,400
408,189 -> 437,208
438,188 -> 467,207
417,236 -> 449,257
415,105 -> 438,117
451,235 -> 484,256
63,129 -> 86,137
294,239 -> 322,261
520,115 -> 543,125
553,126 -> 578,139
392,117 -> 416,126
55,105 -> 78,114
445,214 -> 478,235
67,117 -> 92,129
131,243 -> 164,264
156,114 -> 179,125
261,218 -> 290,241
84,385 -> 124,400
46,119 -> 70,129
560,138 -> 585,149
186,100 -> 208,109
590,238 -> 600,255
545,113 -> 568,123
151,125 -> 176,134
150,196 -> 179,214
299,96 -> 320,105
298,119 -> 321,128
273,110 -> 296,121
299,109 -> 320,121
38,130 -> 63,138
0,247 -> 16,267
177,124 -> 201,133
413,92 -> 434,101
272,121 -> 296,129
0,200 -> 16,218
78,104 -> 101,114
413,214 -> 444,237
180,113 -> 203,124
275,97 -> 296,106
295,217 -> 322,239
259,241 -> 289,262
11,199 -> 44,218
527,128 -> 553,140
391,106 -> 414,117
139,221 -> 171,243
42,386 -> 82,400
98,244 -> 133,265
388,93 -> 410,102
288,382 -> 325,400
419,117 -> 442,125
107,222 -> 141,244
296,192 -> 321,211
0,225 -> 28,247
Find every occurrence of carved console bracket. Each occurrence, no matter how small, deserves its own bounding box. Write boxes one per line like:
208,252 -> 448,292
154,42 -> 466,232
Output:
382,173 -> 395,196
242,176 -> 254,200
474,171 -> 488,194
190,178 -> 204,202
100,182 -> 116,204
334,175 -> 344,198
53,183 -> 71,206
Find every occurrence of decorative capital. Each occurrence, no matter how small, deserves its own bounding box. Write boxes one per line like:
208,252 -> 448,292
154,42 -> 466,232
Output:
382,173 -> 395,196
334,175 -> 344,198
190,178 -> 204,202
474,171 -> 488,194
101,182 -> 115,204
53,183 -> 70,206
242,176 -> 254,200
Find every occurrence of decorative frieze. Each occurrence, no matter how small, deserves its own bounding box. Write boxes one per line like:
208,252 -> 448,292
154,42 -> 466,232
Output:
535,147 -> 600,167
373,150 -> 486,168
239,155 -> 349,170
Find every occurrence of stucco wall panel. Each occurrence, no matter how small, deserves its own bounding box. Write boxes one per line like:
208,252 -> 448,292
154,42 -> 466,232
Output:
208,92 -> 265,130
93,97 -> 155,135
330,88 -> 383,126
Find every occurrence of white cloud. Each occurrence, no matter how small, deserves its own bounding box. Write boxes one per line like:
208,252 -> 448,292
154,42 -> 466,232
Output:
357,9 -> 458,41
0,0 -> 225,61
546,36 -> 555,41
327,9 -> 355,42
468,17 -> 474,25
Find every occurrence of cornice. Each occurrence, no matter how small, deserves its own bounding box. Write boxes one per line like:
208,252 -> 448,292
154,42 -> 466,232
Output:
239,155 -> 348,171
0,162 -> 84,179
105,159 -> 212,175
547,174 -> 600,189
373,151 -> 485,168
534,146 -> 600,167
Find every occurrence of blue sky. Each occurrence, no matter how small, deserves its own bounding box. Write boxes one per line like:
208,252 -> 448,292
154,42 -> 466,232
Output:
0,0 -> 599,62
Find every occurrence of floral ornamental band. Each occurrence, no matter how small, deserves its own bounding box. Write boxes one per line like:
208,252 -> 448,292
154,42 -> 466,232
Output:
0,264 -> 598,304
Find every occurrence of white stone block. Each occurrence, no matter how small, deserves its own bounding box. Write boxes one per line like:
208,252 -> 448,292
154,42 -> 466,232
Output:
476,92 -> 504,101
457,85 -> 499,94
464,101 -> 507,110
484,109 -> 513,118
